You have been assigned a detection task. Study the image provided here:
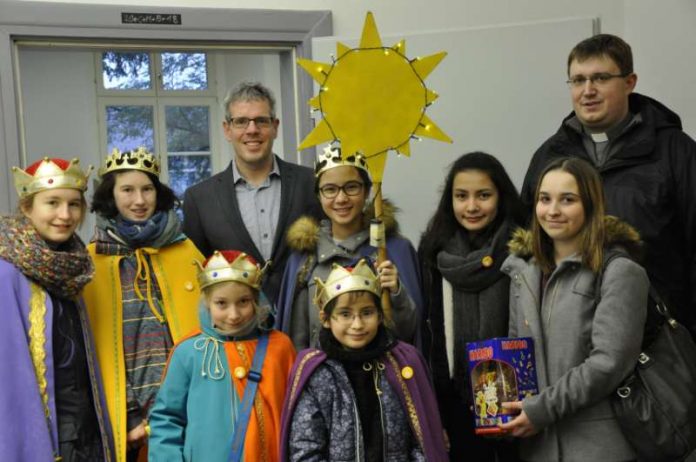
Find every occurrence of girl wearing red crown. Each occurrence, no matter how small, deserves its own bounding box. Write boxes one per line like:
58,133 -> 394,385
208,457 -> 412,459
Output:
0,157 -> 114,461
276,145 -> 423,351
279,258 -> 448,461
81,147 -> 203,461
148,250 -> 296,461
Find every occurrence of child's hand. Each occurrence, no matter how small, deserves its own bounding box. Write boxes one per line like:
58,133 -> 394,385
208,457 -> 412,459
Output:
375,260 -> 400,292
127,420 -> 149,450
498,401 -> 538,438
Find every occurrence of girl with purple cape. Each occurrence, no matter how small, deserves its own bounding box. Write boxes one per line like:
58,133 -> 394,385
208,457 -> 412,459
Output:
280,259 -> 448,461
0,158 -> 114,461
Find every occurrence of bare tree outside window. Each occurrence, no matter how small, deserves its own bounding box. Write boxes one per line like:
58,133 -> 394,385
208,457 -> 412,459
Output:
100,51 -> 214,198
161,53 -> 208,90
102,51 -> 151,90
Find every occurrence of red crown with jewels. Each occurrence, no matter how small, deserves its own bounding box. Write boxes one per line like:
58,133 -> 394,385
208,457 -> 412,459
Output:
12,157 -> 93,198
195,250 -> 267,290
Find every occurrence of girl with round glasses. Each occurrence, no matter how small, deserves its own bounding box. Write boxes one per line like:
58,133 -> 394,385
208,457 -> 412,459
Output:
276,145 -> 424,350
280,259 -> 448,461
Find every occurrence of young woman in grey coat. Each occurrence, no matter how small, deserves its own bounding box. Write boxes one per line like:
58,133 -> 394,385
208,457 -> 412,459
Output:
500,157 -> 648,461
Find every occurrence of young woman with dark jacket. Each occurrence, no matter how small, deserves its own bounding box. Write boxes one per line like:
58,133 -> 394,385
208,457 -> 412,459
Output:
419,152 -> 525,461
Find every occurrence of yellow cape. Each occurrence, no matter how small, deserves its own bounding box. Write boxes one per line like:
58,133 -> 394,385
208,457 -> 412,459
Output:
82,239 -> 202,461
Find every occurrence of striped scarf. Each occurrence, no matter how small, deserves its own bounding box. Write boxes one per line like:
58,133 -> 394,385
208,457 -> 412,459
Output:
0,215 -> 93,298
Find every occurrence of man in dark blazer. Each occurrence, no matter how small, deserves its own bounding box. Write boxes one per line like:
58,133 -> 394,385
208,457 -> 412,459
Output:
183,82 -> 317,305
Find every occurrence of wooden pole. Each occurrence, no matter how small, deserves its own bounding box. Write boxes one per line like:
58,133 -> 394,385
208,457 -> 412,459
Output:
372,181 -> 393,326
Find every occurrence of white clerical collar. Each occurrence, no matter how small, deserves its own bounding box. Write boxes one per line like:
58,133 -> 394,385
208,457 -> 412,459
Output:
590,132 -> 608,142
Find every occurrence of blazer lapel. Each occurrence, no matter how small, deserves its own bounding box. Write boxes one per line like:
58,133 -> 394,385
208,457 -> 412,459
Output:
271,157 -> 294,258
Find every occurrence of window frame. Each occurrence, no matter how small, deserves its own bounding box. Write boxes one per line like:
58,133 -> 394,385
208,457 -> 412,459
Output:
96,49 -> 218,97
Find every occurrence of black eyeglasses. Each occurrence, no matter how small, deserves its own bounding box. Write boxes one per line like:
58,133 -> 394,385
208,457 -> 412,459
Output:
566,73 -> 628,88
318,181 -> 364,199
225,116 -> 275,129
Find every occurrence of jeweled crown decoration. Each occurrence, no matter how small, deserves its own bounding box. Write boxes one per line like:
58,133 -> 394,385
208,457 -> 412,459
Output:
195,251 -> 266,290
99,147 -> 160,177
13,157 -> 92,198
314,144 -> 369,178
314,258 -> 381,311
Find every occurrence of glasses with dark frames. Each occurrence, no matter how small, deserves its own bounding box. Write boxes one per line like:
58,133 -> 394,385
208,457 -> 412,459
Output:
318,181 -> 364,199
225,116 -> 275,129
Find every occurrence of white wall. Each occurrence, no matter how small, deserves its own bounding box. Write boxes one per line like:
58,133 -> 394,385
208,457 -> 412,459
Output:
22,0 -> 694,140
624,0 -> 696,136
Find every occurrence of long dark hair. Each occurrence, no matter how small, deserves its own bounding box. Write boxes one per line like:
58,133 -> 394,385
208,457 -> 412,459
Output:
91,170 -> 180,218
418,152 -> 525,267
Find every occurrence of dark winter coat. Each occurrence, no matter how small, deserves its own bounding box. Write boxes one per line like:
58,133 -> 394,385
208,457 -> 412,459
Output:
521,93 -> 696,336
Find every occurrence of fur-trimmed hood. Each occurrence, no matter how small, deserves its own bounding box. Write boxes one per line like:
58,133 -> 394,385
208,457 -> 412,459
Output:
507,215 -> 643,260
286,199 -> 400,252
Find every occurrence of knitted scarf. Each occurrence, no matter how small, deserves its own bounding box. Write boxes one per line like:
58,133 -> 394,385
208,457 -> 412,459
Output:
93,210 -> 185,254
436,220 -> 513,400
114,211 -> 169,248
0,215 -> 93,298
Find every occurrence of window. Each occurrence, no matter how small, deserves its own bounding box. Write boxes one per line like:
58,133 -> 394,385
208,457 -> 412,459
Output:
97,50 -> 215,198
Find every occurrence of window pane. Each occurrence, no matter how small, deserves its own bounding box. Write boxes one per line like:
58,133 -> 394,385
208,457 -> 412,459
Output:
106,105 -> 154,153
168,155 -> 211,198
161,52 -> 208,90
165,106 -> 210,152
102,51 -> 151,90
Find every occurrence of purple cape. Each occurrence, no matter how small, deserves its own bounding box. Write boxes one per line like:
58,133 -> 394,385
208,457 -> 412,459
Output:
0,259 -> 114,460
280,341 -> 449,461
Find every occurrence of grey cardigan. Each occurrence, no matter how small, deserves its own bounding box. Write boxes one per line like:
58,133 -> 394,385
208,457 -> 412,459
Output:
501,220 -> 648,462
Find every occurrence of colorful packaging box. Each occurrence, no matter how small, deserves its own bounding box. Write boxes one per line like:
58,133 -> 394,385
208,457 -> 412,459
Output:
466,337 -> 538,434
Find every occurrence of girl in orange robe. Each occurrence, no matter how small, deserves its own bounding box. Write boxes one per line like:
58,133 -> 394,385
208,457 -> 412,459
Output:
148,250 -> 296,461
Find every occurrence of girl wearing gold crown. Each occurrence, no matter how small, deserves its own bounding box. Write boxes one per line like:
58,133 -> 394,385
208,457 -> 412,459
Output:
81,148 -> 203,461
148,250 -> 296,461
0,158 -> 114,461
279,259 -> 448,461
276,145 -> 423,351
418,152 -> 525,461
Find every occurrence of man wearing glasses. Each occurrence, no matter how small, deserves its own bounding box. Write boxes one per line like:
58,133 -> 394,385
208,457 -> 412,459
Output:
183,81 -> 317,305
521,34 -> 696,337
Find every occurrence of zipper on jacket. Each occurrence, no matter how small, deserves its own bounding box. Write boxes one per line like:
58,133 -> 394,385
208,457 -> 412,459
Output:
371,360 -> 388,461
353,400 -> 363,462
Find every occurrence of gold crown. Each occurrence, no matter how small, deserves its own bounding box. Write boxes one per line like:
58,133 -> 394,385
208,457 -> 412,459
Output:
314,144 -> 369,178
99,147 -> 160,177
313,259 -> 381,311
12,157 -> 93,198
195,251 -> 266,290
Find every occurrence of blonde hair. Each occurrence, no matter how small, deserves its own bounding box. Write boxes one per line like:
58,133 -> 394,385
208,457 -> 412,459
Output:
532,157 -> 605,274
202,280 -> 271,329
